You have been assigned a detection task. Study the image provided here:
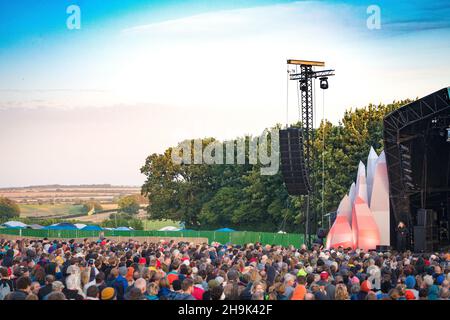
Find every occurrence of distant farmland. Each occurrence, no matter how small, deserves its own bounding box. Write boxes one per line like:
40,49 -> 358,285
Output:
0,185 -> 168,229
0,185 -> 141,204
18,203 -> 119,218
19,203 -> 86,218
0,185 -> 141,220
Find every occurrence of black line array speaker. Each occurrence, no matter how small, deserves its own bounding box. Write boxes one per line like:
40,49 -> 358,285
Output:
413,226 -> 433,252
279,128 -> 310,195
414,209 -> 439,252
417,209 -> 437,226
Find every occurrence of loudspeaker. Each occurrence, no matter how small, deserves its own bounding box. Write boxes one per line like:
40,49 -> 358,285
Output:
417,209 -> 436,226
279,128 -> 310,195
413,226 -> 433,252
413,226 -> 428,252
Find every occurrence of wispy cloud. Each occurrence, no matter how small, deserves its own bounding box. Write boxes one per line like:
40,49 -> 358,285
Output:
378,0 -> 450,34
382,20 -> 450,33
121,9 -> 251,35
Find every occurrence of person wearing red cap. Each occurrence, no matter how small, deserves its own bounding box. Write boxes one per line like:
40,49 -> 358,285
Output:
316,271 -> 336,300
405,290 -> 416,300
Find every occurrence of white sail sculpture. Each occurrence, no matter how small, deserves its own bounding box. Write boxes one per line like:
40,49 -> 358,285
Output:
340,194 -> 352,225
325,195 -> 353,249
370,151 -> 390,246
326,147 -> 390,250
355,161 -> 368,204
348,182 -> 356,213
366,147 -> 378,204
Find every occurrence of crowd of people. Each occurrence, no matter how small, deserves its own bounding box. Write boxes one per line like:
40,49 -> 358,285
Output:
0,236 -> 449,300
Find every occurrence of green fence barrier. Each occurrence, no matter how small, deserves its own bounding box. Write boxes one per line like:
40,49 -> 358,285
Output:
0,228 -> 304,247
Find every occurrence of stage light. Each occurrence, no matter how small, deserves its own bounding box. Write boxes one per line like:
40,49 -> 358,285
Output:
319,77 -> 329,90
447,128 -> 450,142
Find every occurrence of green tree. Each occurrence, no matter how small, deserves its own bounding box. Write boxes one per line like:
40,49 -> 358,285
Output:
0,197 -> 20,219
141,100 -> 411,232
118,195 -> 140,215
82,201 -> 103,213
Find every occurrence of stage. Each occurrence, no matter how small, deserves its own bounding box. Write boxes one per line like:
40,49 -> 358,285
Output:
384,87 -> 450,251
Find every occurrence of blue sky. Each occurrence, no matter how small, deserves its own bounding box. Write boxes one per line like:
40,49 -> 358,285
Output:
1,0 -> 449,47
0,0 -> 449,187
0,0 -> 297,48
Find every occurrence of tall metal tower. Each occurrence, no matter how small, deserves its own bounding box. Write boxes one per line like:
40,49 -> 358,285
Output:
286,59 -> 335,241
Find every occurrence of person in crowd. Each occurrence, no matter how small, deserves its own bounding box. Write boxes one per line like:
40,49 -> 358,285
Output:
291,275 -> 307,300
283,274 -> 296,299
111,267 -> 128,300
145,282 -> 159,300
0,266 -> 14,300
335,283 -> 349,300
85,285 -> 99,300
7,276 -> 31,300
192,276 -> 205,300
223,269 -> 245,300
126,278 -> 147,300
101,287 -> 117,301
317,271 -> 336,300
37,275 -> 54,300
63,273 -> 85,300
47,291 -> 66,300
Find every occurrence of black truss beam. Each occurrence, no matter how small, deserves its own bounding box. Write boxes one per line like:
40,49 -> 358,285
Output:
289,69 -> 335,81
383,87 -> 450,225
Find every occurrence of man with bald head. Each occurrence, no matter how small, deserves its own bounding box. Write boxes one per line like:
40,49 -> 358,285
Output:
134,278 -> 147,296
304,293 -> 315,300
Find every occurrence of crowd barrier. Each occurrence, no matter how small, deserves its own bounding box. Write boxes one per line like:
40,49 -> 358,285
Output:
0,228 -> 305,247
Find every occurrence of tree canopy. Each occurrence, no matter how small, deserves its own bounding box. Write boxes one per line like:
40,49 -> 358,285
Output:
81,200 -> 103,213
118,195 -> 141,215
141,100 -> 411,232
0,197 -> 21,219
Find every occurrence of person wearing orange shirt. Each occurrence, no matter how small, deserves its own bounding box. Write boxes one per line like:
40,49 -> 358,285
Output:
291,276 -> 307,300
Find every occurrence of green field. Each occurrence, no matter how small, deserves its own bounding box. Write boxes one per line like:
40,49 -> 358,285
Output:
142,219 -> 180,230
19,204 -> 85,218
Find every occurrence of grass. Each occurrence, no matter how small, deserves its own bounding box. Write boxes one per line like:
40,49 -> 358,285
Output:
142,219 -> 180,231
19,204 -> 85,218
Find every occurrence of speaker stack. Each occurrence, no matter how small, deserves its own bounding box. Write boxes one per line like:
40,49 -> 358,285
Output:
414,209 -> 438,252
279,128 -> 310,195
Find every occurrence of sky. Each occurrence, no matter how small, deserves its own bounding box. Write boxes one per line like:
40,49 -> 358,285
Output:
0,0 -> 449,187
